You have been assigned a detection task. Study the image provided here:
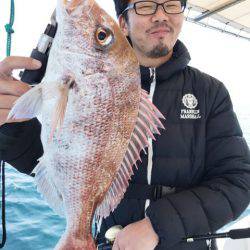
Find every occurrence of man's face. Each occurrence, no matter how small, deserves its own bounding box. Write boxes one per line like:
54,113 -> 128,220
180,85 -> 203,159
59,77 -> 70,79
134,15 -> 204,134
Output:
119,0 -> 185,59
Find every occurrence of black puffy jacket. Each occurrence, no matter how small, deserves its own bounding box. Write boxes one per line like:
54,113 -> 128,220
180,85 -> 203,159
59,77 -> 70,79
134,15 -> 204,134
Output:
96,40 -> 250,250
1,40 -> 250,250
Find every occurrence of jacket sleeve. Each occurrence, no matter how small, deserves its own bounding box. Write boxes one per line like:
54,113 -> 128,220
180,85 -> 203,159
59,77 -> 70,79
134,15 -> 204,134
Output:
146,83 -> 250,249
0,118 -> 43,175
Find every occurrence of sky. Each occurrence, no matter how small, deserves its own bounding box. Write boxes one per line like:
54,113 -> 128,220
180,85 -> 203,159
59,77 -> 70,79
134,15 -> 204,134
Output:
0,0 -> 250,113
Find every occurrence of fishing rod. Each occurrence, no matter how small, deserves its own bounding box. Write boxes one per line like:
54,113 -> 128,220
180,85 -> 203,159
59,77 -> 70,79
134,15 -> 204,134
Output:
96,226 -> 250,249
183,227 -> 250,243
20,10 -> 57,84
97,225 -> 122,250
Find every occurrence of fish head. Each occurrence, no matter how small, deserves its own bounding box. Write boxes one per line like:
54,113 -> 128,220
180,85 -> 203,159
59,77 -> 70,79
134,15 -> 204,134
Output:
55,0 -> 139,83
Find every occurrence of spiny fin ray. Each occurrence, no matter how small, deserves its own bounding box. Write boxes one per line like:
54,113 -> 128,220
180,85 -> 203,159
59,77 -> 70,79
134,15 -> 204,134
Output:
94,89 -> 165,222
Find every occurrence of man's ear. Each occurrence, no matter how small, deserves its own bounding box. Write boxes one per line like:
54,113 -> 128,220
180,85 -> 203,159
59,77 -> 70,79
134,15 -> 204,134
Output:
118,15 -> 129,37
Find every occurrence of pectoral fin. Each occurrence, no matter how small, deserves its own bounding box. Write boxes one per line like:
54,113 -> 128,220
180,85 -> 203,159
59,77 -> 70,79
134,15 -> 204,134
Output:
50,77 -> 76,140
8,85 -> 43,120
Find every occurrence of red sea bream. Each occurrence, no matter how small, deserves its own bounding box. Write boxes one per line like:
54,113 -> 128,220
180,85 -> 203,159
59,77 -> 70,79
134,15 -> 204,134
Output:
9,0 -> 165,249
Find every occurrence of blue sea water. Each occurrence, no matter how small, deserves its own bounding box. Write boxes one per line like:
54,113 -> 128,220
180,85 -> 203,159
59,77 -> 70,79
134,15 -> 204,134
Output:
4,167 -> 65,250
1,110 -> 250,250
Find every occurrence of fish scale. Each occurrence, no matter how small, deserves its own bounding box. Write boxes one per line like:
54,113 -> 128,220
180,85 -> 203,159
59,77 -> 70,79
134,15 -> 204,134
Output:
8,0 -> 165,249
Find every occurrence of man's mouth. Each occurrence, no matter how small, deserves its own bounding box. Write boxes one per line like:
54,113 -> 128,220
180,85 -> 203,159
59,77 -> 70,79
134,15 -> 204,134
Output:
150,28 -> 171,34
147,24 -> 173,38
149,28 -> 171,38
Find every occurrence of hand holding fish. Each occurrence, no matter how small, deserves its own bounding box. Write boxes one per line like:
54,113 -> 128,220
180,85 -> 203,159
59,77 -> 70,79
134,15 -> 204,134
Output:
112,218 -> 159,250
0,56 -> 41,125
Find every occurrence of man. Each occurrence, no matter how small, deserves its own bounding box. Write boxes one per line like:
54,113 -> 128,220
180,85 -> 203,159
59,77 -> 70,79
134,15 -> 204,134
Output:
0,0 -> 249,249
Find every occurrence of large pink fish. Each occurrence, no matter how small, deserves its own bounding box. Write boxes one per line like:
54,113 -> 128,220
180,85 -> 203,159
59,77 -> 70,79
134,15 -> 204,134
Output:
9,0 -> 165,249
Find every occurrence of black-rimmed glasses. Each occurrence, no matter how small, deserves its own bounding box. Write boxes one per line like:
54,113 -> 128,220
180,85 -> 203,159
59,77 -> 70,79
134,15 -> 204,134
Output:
121,0 -> 186,16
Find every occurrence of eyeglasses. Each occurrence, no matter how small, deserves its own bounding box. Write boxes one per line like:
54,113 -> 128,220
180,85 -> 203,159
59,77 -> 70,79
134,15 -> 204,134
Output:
121,0 -> 186,16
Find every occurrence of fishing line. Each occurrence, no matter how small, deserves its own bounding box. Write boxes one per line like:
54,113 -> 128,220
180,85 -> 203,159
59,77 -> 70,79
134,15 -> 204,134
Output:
0,158 -> 6,248
0,0 -> 15,247
5,0 -> 15,56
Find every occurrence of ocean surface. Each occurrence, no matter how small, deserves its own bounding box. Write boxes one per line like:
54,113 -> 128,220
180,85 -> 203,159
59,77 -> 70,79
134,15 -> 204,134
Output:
1,106 -> 250,250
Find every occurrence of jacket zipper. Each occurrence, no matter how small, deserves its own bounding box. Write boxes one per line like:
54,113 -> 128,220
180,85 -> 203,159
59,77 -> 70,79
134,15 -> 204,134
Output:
145,67 -> 156,213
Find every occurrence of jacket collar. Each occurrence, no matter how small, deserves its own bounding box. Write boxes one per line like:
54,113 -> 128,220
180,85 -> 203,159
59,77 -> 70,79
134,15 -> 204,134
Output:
140,40 -> 191,89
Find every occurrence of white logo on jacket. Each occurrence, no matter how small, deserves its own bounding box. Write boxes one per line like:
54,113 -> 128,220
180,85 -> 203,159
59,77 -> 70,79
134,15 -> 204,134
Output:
180,94 -> 201,119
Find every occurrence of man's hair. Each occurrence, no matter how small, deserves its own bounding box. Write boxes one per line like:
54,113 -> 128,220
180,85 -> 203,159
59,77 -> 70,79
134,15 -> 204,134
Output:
113,0 -> 129,18
113,0 -> 187,18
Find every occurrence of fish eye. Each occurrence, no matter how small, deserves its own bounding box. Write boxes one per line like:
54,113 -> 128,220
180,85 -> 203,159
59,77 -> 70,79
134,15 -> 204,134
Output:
95,27 -> 114,47
98,31 -> 107,41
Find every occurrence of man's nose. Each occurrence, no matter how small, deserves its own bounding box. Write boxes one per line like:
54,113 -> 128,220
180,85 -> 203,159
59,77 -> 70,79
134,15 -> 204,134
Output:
151,5 -> 170,22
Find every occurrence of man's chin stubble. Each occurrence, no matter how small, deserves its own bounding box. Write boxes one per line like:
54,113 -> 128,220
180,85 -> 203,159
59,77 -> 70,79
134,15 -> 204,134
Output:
131,36 -> 170,59
146,43 -> 170,58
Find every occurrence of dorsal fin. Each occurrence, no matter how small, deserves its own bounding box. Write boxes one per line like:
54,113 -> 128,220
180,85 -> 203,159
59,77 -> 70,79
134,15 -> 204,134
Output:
95,89 -> 165,221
